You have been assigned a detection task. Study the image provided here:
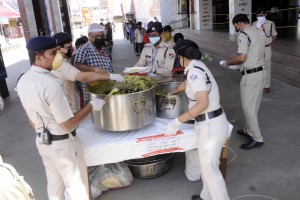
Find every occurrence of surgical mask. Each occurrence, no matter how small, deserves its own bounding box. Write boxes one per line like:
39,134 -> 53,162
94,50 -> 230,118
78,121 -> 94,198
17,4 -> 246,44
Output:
52,52 -> 63,70
94,38 -> 106,49
257,16 -> 266,24
163,32 -> 172,42
149,36 -> 160,45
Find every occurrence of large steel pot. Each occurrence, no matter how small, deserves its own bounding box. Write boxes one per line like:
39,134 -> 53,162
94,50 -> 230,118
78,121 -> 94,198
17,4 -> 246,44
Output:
156,82 -> 188,119
89,80 -> 157,131
123,154 -> 174,179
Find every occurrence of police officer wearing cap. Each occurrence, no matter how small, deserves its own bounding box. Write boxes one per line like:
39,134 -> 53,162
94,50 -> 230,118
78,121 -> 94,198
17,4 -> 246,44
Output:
252,8 -> 277,94
166,39 -> 230,200
134,22 -> 175,83
51,32 -> 124,112
16,36 -> 105,199
221,14 -> 266,150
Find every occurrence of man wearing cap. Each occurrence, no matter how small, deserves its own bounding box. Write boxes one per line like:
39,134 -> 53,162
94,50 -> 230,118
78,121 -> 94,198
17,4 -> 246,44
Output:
51,32 -> 124,111
221,14 -> 266,150
134,22 -> 175,83
16,36 -> 105,199
161,25 -> 175,48
252,7 -> 277,94
74,23 -> 113,105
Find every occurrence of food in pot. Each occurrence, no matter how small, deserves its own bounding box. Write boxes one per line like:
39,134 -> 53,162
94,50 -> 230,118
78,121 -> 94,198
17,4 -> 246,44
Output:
88,76 -> 157,95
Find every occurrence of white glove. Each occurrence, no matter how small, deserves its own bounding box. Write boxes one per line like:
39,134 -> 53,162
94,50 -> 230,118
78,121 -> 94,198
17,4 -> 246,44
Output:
89,99 -> 105,111
165,118 -> 182,136
0,96 -> 4,110
110,73 -> 124,82
220,60 -> 228,70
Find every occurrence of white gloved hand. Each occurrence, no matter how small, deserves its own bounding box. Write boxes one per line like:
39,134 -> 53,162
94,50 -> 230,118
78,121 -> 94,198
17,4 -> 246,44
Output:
110,73 -> 124,82
165,118 -> 182,136
89,99 -> 105,111
0,96 -> 4,110
220,60 -> 228,70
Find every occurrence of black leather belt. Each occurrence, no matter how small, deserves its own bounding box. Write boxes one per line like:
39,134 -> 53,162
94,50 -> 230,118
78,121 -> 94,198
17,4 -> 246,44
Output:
37,130 -> 76,141
241,66 -> 263,75
194,107 -> 223,122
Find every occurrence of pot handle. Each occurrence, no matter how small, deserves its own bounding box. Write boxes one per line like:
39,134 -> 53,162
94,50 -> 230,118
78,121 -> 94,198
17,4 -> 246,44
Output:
160,97 -> 176,110
132,98 -> 147,114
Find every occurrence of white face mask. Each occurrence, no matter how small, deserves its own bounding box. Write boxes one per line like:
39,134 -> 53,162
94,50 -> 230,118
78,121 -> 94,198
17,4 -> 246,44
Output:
149,36 -> 160,45
256,16 -> 266,28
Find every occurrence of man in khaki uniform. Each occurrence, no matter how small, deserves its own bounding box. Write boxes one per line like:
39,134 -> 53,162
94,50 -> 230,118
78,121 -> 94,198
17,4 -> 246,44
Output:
51,32 -> 124,112
221,14 -> 266,150
134,22 -> 175,83
16,36 -> 105,199
252,8 -> 277,94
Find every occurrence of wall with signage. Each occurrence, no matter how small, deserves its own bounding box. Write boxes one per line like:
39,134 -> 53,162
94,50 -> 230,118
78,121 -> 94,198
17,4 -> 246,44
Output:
229,0 -> 251,34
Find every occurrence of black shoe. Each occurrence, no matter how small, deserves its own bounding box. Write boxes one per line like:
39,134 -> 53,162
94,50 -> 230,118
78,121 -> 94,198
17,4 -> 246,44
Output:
237,129 -> 251,139
240,138 -> 264,150
191,195 -> 203,200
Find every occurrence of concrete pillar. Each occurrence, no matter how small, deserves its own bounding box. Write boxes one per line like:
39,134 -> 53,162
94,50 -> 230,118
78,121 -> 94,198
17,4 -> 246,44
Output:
194,0 -> 213,30
17,0 -> 38,42
228,0 -> 252,35
48,0 -> 64,34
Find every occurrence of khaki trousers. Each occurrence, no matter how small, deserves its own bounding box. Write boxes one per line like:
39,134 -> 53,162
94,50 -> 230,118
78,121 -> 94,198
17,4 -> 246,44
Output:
36,135 -> 89,200
264,46 -> 272,88
195,113 -> 230,200
240,70 -> 266,142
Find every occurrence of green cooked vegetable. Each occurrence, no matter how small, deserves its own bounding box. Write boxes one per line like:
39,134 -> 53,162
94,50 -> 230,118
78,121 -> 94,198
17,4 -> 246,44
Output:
88,76 -> 157,95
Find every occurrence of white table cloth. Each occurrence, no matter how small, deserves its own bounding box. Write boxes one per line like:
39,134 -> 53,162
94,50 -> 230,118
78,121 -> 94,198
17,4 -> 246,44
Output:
77,117 -> 197,166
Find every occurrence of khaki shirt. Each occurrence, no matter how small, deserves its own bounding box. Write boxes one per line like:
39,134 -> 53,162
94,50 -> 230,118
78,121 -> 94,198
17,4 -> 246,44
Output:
252,20 -> 277,45
16,66 -> 74,135
184,60 -> 220,114
237,26 -> 265,70
51,61 -> 80,113
135,42 -> 175,83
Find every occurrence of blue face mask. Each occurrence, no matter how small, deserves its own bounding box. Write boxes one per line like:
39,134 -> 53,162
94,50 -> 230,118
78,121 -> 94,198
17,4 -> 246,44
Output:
149,36 -> 160,45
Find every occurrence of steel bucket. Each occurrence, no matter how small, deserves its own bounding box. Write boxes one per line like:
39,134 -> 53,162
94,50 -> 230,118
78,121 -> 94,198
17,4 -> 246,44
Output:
156,82 -> 188,119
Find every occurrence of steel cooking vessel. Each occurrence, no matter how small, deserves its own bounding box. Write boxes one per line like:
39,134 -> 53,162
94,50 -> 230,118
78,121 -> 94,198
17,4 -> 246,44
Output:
156,82 -> 188,119
123,154 -> 174,179
89,80 -> 157,131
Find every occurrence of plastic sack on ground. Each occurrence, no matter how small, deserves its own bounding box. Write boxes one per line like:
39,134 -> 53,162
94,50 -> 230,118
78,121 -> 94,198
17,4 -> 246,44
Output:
88,162 -> 133,200
0,155 -> 34,200
184,149 -> 201,181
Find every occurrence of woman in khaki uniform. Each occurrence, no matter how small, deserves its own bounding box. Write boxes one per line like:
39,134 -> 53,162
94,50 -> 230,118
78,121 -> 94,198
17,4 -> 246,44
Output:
165,39 -> 230,200
134,22 -> 175,83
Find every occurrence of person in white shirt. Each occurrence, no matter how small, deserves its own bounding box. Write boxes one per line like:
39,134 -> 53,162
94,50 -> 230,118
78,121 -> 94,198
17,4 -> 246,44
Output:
166,39 -> 230,200
134,22 -> 146,56
16,36 -> 105,200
